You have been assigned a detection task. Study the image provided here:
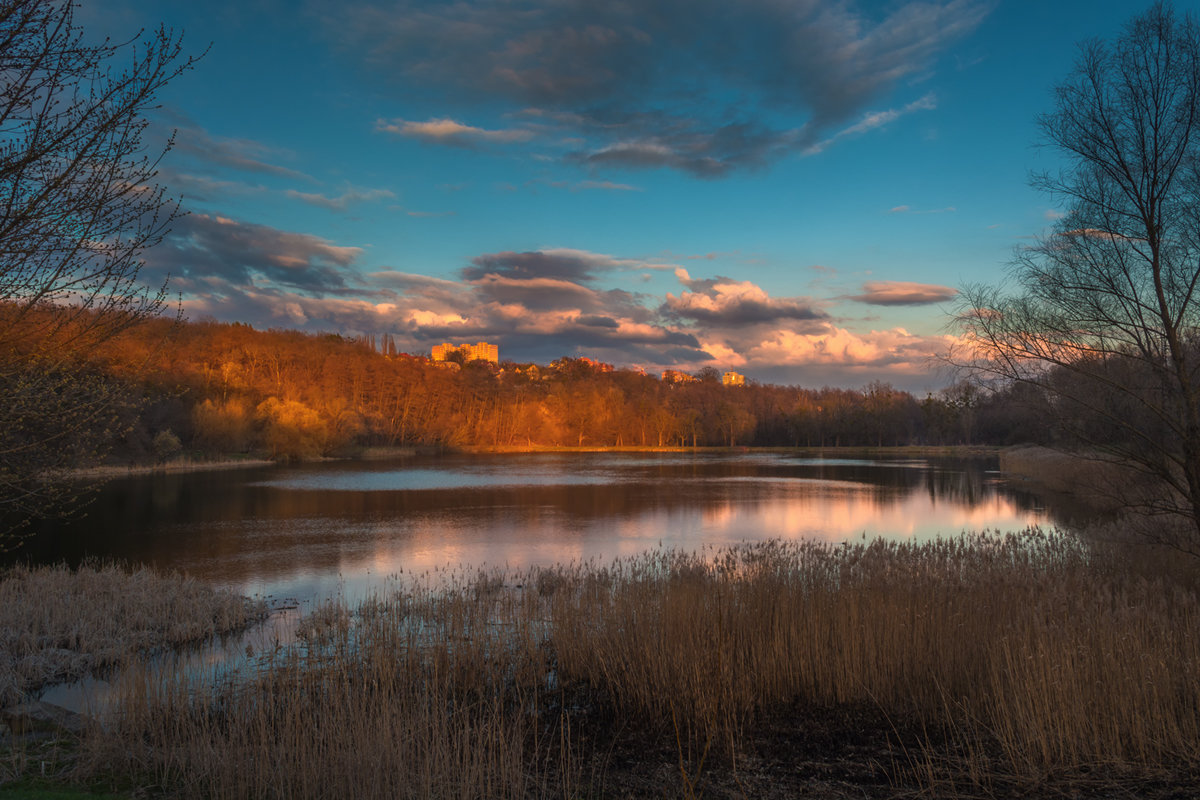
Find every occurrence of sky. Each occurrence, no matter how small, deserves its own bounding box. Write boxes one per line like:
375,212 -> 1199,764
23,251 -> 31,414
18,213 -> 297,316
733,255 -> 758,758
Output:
95,0 -> 1151,391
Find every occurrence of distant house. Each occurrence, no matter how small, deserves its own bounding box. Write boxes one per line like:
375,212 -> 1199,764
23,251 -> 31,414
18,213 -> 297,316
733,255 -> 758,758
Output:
516,364 -> 542,379
662,369 -> 697,384
548,356 -> 615,377
578,357 -> 614,373
431,341 -> 499,364
722,371 -> 746,387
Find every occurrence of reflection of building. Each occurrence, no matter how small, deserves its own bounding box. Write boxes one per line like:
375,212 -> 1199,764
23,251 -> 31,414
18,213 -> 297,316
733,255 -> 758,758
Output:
662,369 -> 697,384
722,371 -> 745,386
431,342 -> 499,364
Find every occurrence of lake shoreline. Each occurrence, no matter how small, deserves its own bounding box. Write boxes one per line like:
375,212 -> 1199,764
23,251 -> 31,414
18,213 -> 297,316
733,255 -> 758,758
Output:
60,443 -> 1005,480
63,456 -> 277,480
454,443 -> 1006,456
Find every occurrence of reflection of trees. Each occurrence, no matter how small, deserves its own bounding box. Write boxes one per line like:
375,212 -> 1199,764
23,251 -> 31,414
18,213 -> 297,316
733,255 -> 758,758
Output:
15,455 -> 1062,583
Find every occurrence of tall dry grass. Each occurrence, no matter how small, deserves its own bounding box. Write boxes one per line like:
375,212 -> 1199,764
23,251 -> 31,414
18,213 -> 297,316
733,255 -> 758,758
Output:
93,568 -> 569,799
0,561 -> 264,707
80,531 -> 1200,797
1001,445 -> 1200,566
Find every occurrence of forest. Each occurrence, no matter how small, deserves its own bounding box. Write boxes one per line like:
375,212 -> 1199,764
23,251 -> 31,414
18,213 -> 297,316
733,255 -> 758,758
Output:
75,315 -> 1051,465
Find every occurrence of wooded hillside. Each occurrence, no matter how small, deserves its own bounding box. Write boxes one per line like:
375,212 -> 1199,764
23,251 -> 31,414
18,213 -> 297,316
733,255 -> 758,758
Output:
78,317 -> 1047,463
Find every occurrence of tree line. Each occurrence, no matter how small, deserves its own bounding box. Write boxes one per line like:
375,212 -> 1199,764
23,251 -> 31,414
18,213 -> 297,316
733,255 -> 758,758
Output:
71,315 -> 1050,464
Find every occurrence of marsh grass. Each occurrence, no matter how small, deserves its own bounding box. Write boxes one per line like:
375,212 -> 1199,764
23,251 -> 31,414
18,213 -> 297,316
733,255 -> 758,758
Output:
1002,445 -> 1200,568
999,446 -> 1130,506
0,562 -> 264,707
77,532 -> 1200,797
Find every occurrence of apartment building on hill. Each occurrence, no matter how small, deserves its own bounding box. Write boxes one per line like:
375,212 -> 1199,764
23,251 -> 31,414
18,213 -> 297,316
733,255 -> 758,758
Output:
431,341 -> 499,364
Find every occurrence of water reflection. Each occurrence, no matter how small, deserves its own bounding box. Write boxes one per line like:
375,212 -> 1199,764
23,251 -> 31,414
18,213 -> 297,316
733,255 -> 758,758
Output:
18,453 -> 1053,605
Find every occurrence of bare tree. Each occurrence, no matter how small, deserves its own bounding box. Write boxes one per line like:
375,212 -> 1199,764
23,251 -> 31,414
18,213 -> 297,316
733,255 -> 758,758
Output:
954,2 -> 1200,550
0,0 -> 197,542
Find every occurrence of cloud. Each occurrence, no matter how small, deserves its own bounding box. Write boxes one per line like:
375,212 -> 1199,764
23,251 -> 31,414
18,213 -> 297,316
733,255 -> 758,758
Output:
803,94 -> 938,155
887,202 -> 956,215
284,186 -> 396,210
377,117 -> 534,146
575,180 -> 640,192
155,112 -> 406,216
472,274 -> 608,311
577,314 -> 620,328
156,169 -> 268,203
663,280 -> 828,326
146,214 -> 362,293
167,118 -> 313,182
179,286 -> 418,333
528,178 -> 643,192
462,248 -> 644,283
461,249 -> 660,317
848,281 -> 958,306
748,326 -> 955,372
333,0 -> 988,176
568,120 -> 799,178
664,268 -> 827,326
153,225 -> 956,386
368,269 -> 457,288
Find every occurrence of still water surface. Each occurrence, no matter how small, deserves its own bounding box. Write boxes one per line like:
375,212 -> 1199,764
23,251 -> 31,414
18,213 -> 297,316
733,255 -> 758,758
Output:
25,452 -> 1057,606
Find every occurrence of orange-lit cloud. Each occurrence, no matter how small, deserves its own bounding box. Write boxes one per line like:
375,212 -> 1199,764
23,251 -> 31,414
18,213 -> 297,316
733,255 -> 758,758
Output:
746,326 -> 957,371
151,215 -> 958,389
664,269 -> 828,326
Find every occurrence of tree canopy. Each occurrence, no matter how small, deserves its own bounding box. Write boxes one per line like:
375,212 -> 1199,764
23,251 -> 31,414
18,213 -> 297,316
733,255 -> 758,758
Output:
955,2 -> 1200,550
0,0 -> 196,541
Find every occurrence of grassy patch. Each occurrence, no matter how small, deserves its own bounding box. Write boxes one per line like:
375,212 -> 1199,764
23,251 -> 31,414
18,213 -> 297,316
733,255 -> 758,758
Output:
0,561 -> 265,706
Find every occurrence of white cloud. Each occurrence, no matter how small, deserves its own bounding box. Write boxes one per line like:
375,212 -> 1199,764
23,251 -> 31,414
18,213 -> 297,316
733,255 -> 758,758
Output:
804,94 -> 937,156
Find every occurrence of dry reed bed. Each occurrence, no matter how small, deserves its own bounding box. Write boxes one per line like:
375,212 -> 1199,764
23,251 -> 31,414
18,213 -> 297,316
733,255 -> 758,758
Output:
0,562 -> 264,707
86,531 -> 1200,798
999,446 -> 1132,509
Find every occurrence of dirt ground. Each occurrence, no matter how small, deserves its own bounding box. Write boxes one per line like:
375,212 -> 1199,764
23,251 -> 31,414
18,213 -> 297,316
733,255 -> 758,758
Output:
546,698 -> 1200,800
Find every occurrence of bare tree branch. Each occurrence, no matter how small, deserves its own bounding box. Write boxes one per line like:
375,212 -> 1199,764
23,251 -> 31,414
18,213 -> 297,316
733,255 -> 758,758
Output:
952,2 -> 1200,540
0,0 -> 197,545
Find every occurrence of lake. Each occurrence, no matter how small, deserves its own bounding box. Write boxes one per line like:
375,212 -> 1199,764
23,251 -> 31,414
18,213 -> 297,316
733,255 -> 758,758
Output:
20,451 -> 1059,607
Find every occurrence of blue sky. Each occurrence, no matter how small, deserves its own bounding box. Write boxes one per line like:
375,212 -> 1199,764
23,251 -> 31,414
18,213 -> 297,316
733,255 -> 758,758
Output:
99,0 -> 1148,390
